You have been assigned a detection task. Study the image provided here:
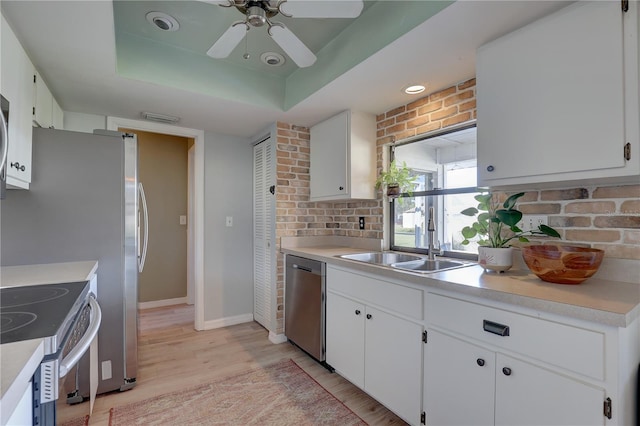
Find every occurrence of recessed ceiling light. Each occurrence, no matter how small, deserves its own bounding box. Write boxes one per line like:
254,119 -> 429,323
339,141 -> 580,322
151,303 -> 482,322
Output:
403,84 -> 426,95
146,12 -> 180,32
260,52 -> 285,67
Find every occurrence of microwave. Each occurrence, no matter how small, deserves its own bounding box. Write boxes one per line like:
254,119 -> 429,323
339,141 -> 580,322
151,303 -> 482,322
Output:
1,94 -> 9,199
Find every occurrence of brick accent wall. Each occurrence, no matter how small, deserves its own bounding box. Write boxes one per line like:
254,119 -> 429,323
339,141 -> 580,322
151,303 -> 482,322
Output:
274,123 -> 381,333
376,78 -> 477,143
272,77 -> 640,332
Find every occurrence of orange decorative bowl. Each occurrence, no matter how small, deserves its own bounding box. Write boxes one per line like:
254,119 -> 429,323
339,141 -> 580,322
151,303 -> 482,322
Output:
521,245 -> 605,285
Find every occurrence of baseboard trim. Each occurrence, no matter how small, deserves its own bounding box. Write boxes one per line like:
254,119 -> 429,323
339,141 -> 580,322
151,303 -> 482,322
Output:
201,313 -> 254,330
269,332 -> 287,344
138,297 -> 188,310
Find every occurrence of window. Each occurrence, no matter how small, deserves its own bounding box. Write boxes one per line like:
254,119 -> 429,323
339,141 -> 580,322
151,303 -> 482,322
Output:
389,123 -> 481,258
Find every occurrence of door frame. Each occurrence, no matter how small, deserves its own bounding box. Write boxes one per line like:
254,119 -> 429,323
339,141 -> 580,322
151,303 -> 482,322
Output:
107,117 -> 206,330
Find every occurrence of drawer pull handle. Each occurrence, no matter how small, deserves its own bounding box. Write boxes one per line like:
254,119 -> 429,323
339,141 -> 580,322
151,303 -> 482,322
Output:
355,310 -> 361,315
476,358 -> 485,367
502,367 -> 512,376
483,320 -> 509,336
366,314 -> 372,320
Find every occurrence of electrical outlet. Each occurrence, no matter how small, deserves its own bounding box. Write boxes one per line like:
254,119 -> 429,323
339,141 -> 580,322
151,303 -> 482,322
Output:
358,217 -> 365,230
518,215 -> 548,232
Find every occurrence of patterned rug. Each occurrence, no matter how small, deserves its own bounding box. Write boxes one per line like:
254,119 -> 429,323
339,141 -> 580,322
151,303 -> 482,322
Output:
59,414 -> 89,426
108,359 -> 367,425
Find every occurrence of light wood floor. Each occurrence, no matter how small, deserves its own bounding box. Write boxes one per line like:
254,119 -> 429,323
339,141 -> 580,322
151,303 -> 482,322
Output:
58,304 -> 407,425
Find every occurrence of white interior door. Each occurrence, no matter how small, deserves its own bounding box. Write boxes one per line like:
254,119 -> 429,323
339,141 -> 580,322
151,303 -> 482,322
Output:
253,138 -> 275,329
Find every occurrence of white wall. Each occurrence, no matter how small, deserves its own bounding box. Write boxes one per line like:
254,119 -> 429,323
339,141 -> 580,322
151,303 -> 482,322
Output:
63,111 -> 106,132
203,130 -> 254,322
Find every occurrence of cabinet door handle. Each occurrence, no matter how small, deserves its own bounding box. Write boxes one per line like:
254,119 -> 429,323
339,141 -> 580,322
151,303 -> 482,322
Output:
11,162 -> 26,172
486,165 -> 495,172
355,310 -> 361,315
476,358 -> 485,367
339,186 -> 344,191
483,320 -> 509,336
502,367 -> 512,376
366,314 -> 372,319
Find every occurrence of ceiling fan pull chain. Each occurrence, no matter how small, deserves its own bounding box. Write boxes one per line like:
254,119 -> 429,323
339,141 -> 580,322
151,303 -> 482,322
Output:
243,31 -> 250,59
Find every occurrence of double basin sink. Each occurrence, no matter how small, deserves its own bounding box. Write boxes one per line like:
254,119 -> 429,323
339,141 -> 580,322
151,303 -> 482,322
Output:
338,252 -> 471,273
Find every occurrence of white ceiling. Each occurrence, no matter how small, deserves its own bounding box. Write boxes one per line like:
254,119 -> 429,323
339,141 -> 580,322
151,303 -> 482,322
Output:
1,1 -> 570,138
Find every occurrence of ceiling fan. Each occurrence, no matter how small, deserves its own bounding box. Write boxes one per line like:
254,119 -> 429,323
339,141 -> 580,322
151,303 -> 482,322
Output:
200,0 -> 364,68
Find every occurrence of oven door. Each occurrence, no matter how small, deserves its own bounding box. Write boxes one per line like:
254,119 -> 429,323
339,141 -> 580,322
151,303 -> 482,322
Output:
35,295 -> 101,426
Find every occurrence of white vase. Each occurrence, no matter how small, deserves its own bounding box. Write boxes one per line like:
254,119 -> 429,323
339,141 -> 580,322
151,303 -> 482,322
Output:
478,246 -> 513,272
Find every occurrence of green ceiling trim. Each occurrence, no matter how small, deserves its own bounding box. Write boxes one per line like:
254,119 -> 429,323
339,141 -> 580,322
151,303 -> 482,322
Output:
115,32 -> 285,109
283,1 -> 454,110
113,1 -> 454,112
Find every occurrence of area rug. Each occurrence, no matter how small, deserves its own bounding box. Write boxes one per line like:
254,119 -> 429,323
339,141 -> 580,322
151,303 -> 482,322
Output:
108,359 -> 367,425
59,414 -> 89,426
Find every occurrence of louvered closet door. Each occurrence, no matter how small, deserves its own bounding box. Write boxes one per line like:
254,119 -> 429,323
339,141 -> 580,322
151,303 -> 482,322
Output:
253,138 -> 274,329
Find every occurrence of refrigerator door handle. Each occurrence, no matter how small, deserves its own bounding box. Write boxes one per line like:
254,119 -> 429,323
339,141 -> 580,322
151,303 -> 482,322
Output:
138,182 -> 149,273
0,106 -> 8,176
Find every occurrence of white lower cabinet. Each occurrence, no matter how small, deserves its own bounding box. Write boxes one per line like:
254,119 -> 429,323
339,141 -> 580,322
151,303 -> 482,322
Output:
325,265 -> 638,426
326,266 -> 423,425
425,329 -> 604,426
6,380 -> 32,426
326,292 -> 365,388
425,330 -> 495,426
423,291 -> 637,426
494,354 -> 604,426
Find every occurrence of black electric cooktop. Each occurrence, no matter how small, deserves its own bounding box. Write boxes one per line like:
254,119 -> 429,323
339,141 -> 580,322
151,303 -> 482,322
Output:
0,281 -> 89,351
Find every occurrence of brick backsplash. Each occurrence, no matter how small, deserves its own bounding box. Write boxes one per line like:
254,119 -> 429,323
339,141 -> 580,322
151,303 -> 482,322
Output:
272,79 -> 639,332
276,79 -> 640,259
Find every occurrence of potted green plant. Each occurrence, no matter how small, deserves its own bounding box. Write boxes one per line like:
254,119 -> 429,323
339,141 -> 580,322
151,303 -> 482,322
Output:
460,192 -> 561,272
374,160 -> 418,197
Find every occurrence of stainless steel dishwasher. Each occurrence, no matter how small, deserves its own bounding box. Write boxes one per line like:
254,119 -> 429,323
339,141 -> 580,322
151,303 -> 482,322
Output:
285,255 -> 326,363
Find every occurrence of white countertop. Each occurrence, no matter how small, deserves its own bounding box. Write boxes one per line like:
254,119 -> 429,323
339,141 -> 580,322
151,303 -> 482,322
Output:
0,261 -> 98,424
282,245 -> 640,328
1,260 -> 98,288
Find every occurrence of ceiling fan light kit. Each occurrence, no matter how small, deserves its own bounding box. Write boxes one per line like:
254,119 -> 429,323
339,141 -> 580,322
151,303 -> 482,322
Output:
261,52 -> 285,66
201,0 -> 364,68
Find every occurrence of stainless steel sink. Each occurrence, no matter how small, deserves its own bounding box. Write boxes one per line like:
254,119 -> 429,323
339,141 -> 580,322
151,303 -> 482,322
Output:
339,252 -> 423,265
391,259 -> 470,273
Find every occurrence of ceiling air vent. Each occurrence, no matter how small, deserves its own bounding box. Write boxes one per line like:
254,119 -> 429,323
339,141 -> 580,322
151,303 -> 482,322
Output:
141,112 -> 180,124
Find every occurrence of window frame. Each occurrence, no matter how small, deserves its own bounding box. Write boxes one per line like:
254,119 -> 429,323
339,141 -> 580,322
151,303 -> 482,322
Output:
387,121 -> 479,260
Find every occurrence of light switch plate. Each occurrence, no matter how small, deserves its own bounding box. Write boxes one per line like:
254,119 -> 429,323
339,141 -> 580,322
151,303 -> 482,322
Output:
226,216 -> 233,227
179,215 -> 187,225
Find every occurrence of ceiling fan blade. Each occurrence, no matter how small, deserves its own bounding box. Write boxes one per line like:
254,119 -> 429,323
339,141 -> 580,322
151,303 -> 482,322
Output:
206,22 -> 248,59
268,24 -> 316,68
196,0 -> 234,6
278,0 -> 364,18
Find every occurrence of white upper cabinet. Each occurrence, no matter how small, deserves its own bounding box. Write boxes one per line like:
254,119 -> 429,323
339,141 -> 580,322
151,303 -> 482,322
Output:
310,110 -> 376,201
52,96 -> 63,130
1,15 -> 34,188
477,1 -> 639,187
33,70 -> 63,129
1,13 -> 63,190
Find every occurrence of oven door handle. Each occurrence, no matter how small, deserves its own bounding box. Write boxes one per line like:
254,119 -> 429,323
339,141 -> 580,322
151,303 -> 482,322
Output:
59,295 -> 102,378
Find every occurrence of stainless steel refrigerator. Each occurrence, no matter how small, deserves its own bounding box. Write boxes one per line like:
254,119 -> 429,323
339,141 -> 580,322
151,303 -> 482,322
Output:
0,127 -> 147,399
